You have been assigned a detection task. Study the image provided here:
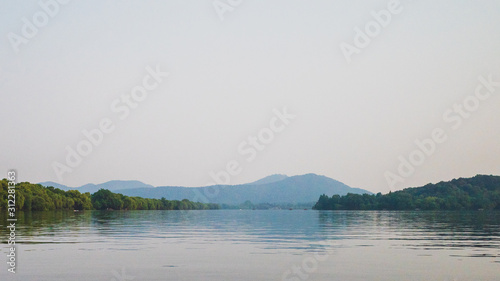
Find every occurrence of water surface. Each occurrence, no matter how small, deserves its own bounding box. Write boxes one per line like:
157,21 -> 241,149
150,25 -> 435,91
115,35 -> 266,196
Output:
1,210 -> 499,280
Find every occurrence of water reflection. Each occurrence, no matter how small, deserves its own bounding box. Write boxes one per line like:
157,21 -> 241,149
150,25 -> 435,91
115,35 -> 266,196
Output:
1,210 -> 499,261
317,210 -> 500,260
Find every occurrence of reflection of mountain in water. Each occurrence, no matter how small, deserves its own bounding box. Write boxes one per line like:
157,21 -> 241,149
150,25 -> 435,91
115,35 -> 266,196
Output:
1,210 -> 499,261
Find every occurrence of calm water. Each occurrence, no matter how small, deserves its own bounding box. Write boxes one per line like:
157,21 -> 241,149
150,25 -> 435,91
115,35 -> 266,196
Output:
1,210 -> 500,281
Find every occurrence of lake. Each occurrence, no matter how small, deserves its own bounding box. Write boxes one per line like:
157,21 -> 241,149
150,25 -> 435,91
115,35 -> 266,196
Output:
1,210 -> 499,281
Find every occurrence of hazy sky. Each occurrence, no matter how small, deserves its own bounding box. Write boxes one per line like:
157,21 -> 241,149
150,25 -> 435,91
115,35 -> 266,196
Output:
1,0 -> 500,193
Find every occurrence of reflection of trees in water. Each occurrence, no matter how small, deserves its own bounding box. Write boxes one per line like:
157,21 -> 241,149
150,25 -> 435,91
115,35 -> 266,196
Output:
317,210 -> 500,254
1,210 -> 332,251
0,210 -> 92,242
395,211 -> 500,251
317,210 -> 500,231
1,210 -> 499,257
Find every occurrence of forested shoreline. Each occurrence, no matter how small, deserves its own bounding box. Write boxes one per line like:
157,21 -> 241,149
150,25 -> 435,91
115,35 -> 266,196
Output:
0,180 -> 219,211
313,175 -> 500,210
3,175 -> 500,212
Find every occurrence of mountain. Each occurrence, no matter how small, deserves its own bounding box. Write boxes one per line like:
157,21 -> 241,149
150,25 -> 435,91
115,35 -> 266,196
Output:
39,180 -> 154,194
115,174 -> 372,205
313,174 -> 500,210
39,181 -> 70,191
244,174 -> 288,185
77,180 -> 154,194
4,180 -> 217,211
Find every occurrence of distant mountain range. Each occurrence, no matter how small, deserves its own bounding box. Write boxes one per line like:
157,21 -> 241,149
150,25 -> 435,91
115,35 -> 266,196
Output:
39,180 -> 154,194
40,174 -> 371,205
244,174 -> 289,185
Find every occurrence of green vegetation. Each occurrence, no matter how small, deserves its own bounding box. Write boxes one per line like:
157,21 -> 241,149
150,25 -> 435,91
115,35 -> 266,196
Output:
91,189 -> 219,210
0,179 -> 219,211
0,180 -> 92,211
313,175 -> 500,211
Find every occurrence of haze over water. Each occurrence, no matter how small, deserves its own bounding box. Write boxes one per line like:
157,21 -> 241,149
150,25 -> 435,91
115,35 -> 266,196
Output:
1,210 -> 499,281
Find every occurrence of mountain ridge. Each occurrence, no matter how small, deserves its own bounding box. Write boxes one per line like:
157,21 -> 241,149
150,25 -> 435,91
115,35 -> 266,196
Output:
115,173 -> 371,204
244,174 -> 289,185
39,174 -> 372,205
39,180 -> 154,194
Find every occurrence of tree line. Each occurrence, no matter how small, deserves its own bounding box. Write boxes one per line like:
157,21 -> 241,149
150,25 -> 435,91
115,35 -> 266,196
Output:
313,175 -> 500,211
0,180 -> 219,211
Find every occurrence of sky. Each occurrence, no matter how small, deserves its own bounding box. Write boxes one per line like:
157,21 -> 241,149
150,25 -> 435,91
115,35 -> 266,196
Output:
1,0 -> 500,193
